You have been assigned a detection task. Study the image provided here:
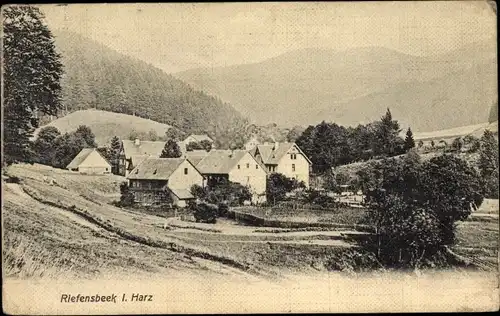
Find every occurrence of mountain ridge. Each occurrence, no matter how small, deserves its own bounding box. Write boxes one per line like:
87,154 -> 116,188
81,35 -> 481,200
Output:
175,40 -> 497,132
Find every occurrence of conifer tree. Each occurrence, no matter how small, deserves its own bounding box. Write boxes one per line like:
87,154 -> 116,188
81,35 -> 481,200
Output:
3,6 -> 64,165
404,127 -> 415,152
160,139 -> 182,158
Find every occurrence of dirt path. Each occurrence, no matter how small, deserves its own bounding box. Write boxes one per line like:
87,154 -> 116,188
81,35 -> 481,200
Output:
4,183 -> 105,233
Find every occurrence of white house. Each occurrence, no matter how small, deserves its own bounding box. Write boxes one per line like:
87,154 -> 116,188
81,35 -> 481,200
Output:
127,157 -> 204,207
66,148 -> 112,174
249,142 -> 311,187
178,134 -> 215,152
189,149 -> 268,204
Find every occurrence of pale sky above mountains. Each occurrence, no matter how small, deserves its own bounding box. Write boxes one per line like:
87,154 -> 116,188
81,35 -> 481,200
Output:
40,2 -> 496,73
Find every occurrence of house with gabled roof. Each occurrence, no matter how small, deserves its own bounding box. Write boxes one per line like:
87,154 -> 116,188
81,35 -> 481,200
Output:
66,148 -> 112,174
249,142 -> 312,187
118,138 -> 187,176
178,134 -> 215,152
127,157 -> 204,207
188,149 -> 268,204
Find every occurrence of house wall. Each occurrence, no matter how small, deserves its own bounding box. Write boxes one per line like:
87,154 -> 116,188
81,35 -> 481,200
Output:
276,145 -> 310,187
78,151 -> 111,174
228,153 -> 267,202
168,160 -> 204,191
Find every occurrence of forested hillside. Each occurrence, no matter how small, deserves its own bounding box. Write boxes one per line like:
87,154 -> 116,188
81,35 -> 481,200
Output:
52,30 -> 248,147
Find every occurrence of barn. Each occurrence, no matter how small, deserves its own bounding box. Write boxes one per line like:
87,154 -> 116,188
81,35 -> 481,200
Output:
66,148 -> 112,174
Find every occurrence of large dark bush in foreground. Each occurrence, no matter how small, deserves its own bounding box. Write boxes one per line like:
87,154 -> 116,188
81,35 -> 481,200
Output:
363,151 -> 484,268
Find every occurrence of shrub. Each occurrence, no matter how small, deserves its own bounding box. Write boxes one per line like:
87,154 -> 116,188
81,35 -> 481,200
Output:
218,203 -> 229,217
191,201 -> 218,224
119,182 -> 134,206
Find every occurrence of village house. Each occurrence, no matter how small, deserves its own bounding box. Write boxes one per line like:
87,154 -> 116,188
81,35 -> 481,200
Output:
249,142 -> 312,187
118,139 -> 166,176
187,149 -> 268,204
127,157 -> 204,207
66,148 -> 112,174
178,134 -> 214,152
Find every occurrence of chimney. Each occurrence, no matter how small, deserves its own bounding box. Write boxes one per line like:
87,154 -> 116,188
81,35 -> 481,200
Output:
134,138 -> 140,146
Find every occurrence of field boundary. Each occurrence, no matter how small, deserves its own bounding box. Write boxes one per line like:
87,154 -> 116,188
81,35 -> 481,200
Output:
20,184 -> 260,274
228,209 -> 375,233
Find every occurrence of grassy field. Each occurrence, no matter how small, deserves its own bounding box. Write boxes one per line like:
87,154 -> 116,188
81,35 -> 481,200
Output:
2,183 -> 229,280
33,109 -> 173,146
235,206 -> 368,225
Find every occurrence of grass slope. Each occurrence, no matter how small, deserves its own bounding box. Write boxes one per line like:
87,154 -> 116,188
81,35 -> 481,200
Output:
34,109 -> 172,146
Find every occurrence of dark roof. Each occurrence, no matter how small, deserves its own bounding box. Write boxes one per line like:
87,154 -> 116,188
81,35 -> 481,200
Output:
66,148 -> 110,169
127,158 -> 185,180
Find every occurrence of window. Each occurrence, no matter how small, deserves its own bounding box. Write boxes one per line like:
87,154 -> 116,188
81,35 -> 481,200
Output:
291,153 -> 297,160
246,163 -> 249,168
105,168 -> 108,171
292,164 -> 296,172
184,168 -> 188,175
237,165 -> 240,169
256,164 -> 258,169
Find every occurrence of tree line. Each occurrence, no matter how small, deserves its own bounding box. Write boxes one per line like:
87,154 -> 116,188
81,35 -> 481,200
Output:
296,108 -> 415,173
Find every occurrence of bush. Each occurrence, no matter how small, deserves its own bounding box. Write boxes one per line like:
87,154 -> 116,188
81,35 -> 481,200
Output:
217,203 -> 229,217
119,182 -> 134,207
191,180 -> 251,206
191,201 -> 218,224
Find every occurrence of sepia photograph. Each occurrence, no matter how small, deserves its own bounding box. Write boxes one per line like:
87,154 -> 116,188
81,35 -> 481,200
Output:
2,1 -> 499,314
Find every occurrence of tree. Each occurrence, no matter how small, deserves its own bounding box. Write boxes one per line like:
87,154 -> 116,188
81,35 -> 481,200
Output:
417,140 -> 424,149
128,130 -> 139,141
199,140 -> 213,151
266,173 -> 305,205
479,130 -> 499,198
3,6 -> 64,165
375,108 -> 402,157
186,141 -> 203,151
160,139 -> 182,158
451,137 -> 463,152
51,132 -> 89,169
119,182 -> 135,206
191,180 -> 252,206
286,125 -> 305,142
404,127 -> 416,152
109,136 -> 122,173
75,125 -> 97,148
164,128 -> 185,142
148,130 -> 158,141
363,153 -> 484,267
33,126 -> 61,165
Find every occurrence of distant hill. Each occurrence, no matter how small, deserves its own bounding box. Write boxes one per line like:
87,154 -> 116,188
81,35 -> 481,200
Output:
51,30 -> 247,141
413,121 -> 498,141
34,109 -> 173,146
175,39 -> 497,131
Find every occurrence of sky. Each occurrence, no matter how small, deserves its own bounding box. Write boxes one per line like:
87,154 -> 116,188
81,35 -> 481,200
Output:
40,2 -> 497,73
